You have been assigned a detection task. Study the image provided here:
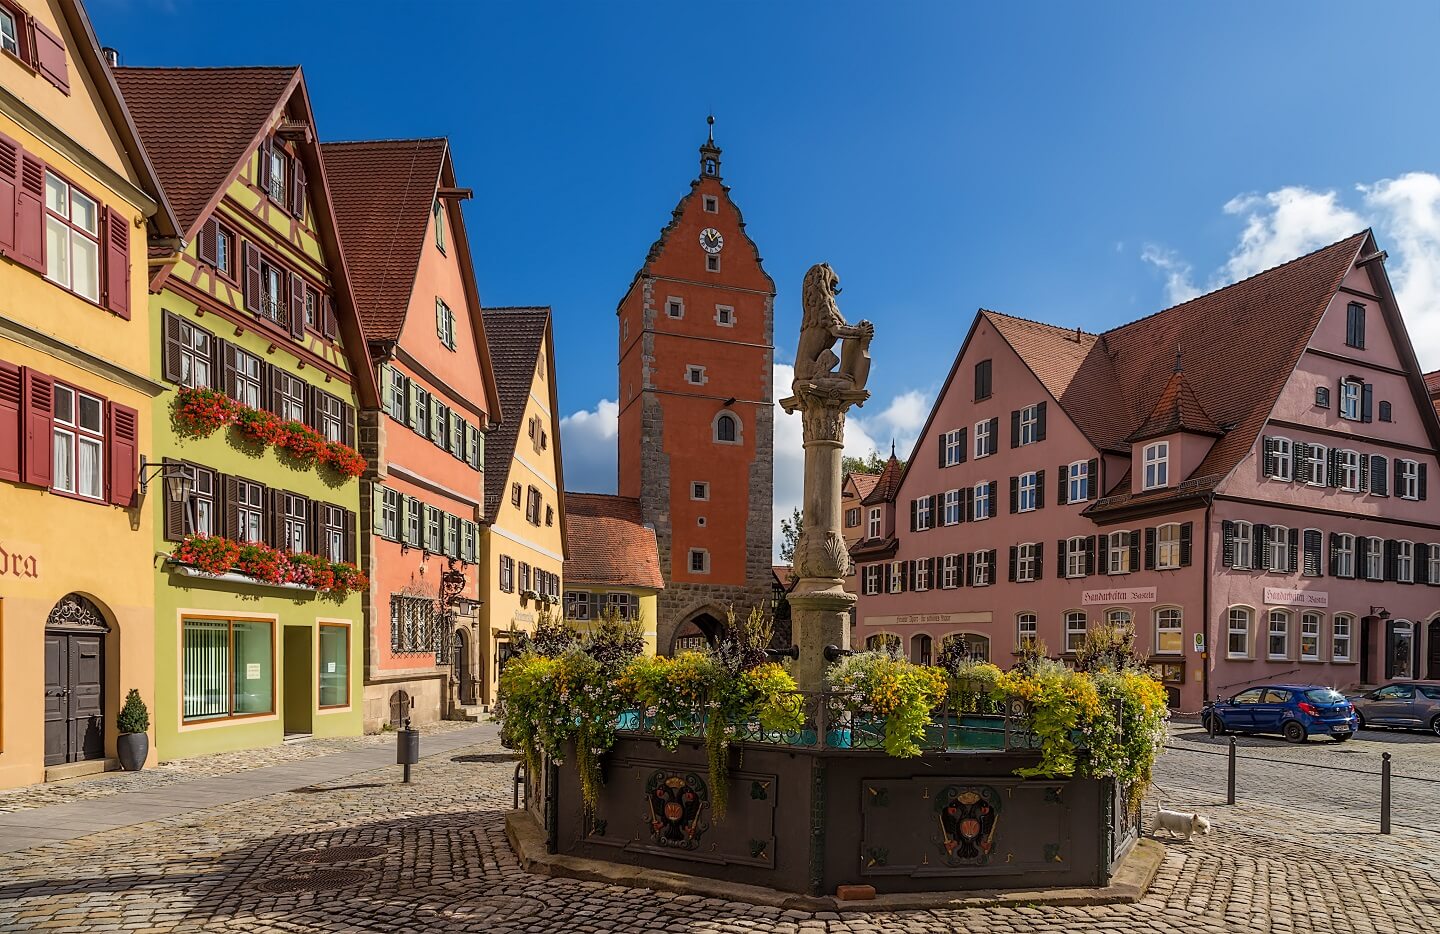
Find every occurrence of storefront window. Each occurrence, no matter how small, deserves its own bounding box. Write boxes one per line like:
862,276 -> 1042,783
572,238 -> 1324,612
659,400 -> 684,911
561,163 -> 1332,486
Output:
1390,621 -> 1414,680
318,624 -> 349,708
183,617 -> 274,721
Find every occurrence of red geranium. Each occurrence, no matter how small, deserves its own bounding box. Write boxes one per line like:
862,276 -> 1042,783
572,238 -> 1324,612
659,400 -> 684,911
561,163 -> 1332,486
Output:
234,542 -> 288,584
320,441 -> 366,478
275,420 -> 327,464
173,387 -> 236,437
287,552 -> 337,591
327,562 -> 368,596
173,533 -> 241,576
233,407 -> 283,445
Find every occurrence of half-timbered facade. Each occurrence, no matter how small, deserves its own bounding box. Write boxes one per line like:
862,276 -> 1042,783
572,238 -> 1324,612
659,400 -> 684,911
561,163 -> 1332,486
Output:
855,233 -> 1440,712
323,138 -> 500,730
0,0 -> 175,788
116,65 -> 377,760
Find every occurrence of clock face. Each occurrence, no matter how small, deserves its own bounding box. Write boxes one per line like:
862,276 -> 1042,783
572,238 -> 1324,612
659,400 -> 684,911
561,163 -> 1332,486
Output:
699,228 -> 724,254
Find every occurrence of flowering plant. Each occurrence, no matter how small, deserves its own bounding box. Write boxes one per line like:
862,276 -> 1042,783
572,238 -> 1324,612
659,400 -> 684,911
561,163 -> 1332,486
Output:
826,651 -> 949,757
234,541 -> 288,584
173,533 -> 241,575
327,562 -> 368,596
274,420 -> 327,464
232,407 -> 283,445
320,441 -> 366,478
287,551 -> 336,591
172,387 -> 236,437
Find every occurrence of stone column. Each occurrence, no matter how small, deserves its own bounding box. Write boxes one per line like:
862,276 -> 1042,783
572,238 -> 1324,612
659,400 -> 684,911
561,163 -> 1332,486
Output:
780,385 -> 869,692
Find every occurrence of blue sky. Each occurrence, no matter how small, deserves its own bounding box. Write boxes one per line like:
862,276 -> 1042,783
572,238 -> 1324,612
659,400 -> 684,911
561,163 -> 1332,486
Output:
92,0 -> 1440,542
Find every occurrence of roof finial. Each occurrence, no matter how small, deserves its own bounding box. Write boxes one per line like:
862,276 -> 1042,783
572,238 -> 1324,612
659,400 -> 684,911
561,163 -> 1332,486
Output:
707,113 -> 715,145
890,439 -> 896,458
1174,343 -> 1183,374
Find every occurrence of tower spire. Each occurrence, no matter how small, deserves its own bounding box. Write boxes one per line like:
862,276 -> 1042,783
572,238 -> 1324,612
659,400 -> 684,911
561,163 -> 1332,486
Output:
699,114 -> 721,179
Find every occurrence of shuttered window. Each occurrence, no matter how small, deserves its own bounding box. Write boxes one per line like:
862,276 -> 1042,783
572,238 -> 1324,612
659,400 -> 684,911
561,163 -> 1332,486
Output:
43,170 -> 101,303
318,503 -> 347,561
1345,302 -> 1366,349
226,478 -> 266,543
436,298 -> 456,350
51,382 -> 104,500
224,346 -> 263,408
161,311 -> 214,388
272,368 -> 306,422
312,387 -> 345,442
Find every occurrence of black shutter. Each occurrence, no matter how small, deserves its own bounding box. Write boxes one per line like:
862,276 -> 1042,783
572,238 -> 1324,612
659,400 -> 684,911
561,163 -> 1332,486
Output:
1034,542 -> 1044,580
1010,409 -> 1020,448
1035,470 -> 1045,509
883,562 -> 892,592
1417,546 -> 1430,585
1262,436 -> 1275,477
988,481 -> 998,518
960,487 -> 970,523
223,476 -> 240,539
1328,532 -> 1340,577
958,427 -> 967,464
1097,533 -> 1110,573
1288,527 -> 1299,573
1180,522 -> 1193,567
1128,531 -> 1140,572
1294,443 -> 1311,483
243,242 -> 261,313
1255,524 -> 1271,569
905,560 -> 915,591
1144,527 -> 1156,570
343,510 -> 356,563
161,310 -> 184,384
1362,383 -> 1374,423
1372,456 -> 1388,496
1394,458 -> 1404,498
929,557 -> 938,588
342,402 -> 356,448
910,499 -> 918,532
1009,476 -> 1018,514
965,553 -> 974,587
1327,448 -> 1340,488
938,432 -> 947,468
1360,454 -> 1370,492
162,457 -> 186,541
1085,536 -> 1096,576
1420,463 -> 1428,500
987,550 -> 997,584
1087,458 -> 1099,499
1221,520 -> 1235,568
1008,546 -> 1018,582
1036,401 -> 1047,441
929,494 -> 938,526
1057,537 -> 1068,576
1384,540 -> 1397,582
1058,464 -> 1069,505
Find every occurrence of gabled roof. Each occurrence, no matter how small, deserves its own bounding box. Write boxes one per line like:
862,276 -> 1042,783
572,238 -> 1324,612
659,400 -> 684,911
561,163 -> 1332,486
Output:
482,307 -> 563,530
861,453 -> 905,506
563,493 -> 663,590
114,66 -> 296,238
1125,368 -> 1223,442
847,472 -> 880,501
1425,370 -> 1440,398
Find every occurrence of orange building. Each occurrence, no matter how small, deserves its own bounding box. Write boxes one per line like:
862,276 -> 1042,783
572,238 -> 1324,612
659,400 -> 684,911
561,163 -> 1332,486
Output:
617,123 -> 775,652
322,139 -> 500,730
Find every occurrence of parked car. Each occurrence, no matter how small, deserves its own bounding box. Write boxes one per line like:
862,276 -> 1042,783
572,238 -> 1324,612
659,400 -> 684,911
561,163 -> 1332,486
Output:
1201,684 -> 1357,743
1349,682 -> 1440,736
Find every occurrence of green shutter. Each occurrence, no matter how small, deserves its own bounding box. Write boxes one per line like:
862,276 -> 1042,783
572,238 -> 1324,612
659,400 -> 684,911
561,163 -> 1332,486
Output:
372,483 -> 386,538
380,365 -> 394,418
407,384 -> 420,429
400,495 -> 416,546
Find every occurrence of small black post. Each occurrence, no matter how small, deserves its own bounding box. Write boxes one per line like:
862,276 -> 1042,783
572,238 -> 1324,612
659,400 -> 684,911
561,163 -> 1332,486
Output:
1226,736 -> 1236,805
1380,752 -> 1392,835
397,715 -> 420,783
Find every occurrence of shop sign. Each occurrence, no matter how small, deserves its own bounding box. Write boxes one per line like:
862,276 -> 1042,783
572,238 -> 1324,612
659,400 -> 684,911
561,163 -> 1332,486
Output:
1081,587 -> 1156,606
863,611 -> 992,628
0,542 -> 39,579
1263,588 -> 1328,608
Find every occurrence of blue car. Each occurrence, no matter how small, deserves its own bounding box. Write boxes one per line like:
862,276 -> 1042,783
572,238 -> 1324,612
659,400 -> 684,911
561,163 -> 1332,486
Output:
1201,683 -> 1357,743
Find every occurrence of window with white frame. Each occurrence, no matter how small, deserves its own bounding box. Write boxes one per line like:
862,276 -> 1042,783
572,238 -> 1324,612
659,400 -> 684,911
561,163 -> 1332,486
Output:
1367,536 -> 1384,580
1270,437 -> 1293,480
1269,525 -> 1290,572
714,412 -> 740,444
1227,607 -> 1252,658
666,297 -> 684,318
703,195 -> 718,213
1300,612 -> 1322,660
50,383 -> 105,500
915,496 -> 933,530
974,419 -> 993,458
1067,460 -> 1089,502
1155,607 -> 1183,654
1398,459 -> 1421,499
686,365 -> 706,385
714,305 -> 734,327
1064,611 -> 1088,653
1016,543 -> 1038,582
1018,405 -> 1040,445
867,507 -> 881,538
973,482 -> 990,520
1397,540 -> 1415,583
692,481 -> 709,501
1017,471 -> 1038,511
0,8 -> 18,57
1233,521 -> 1253,570
863,565 -> 883,595
845,507 -> 860,527
1306,444 -> 1327,486
1156,523 -> 1181,570
1268,609 -> 1291,659
914,560 -> 930,591
1017,612 -> 1038,647
564,591 -> 592,620
1336,449 -> 1361,492
1430,544 -> 1440,584
1334,533 -> 1355,578
1105,608 -> 1133,630
972,551 -> 991,586
44,172 -> 101,302
1108,530 -> 1130,574
1143,441 -> 1169,489
941,554 -> 960,588
943,429 -> 964,466
1340,379 -> 1362,421
1332,615 -> 1353,662
942,489 -> 961,525
436,298 -> 456,350
1066,535 -> 1087,578
886,559 -> 905,592
689,549 -> 710,574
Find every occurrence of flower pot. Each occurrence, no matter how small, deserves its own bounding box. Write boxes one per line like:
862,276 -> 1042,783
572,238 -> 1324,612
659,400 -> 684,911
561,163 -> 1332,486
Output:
117,731 -> 149,771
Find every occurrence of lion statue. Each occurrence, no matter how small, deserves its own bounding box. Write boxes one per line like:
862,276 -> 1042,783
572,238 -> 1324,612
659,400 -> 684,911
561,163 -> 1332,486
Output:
793,263 -> 873,393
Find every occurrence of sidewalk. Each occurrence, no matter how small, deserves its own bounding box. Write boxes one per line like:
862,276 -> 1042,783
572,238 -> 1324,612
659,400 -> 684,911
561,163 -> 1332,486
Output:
0,723 -> 496,854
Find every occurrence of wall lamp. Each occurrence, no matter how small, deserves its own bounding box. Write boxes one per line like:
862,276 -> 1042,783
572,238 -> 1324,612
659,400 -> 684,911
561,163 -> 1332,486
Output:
1369,606 -> 1392,620
138,456 -> 195,501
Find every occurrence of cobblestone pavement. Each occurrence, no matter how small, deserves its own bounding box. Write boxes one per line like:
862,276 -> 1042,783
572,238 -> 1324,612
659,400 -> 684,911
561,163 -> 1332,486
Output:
0,720 -> 480,814
0,726 -> 1436,933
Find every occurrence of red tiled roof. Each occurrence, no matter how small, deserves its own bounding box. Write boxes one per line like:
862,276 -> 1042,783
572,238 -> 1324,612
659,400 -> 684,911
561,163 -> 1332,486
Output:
847,472 -> 880,501
482,307 -> 551,519
321,139 -> 446,343
861,454 -> 905,505
563,493 -> 663,590
1126,369 -> 1222,442
114,66 -> 297,238
1425,370 -> 1440,397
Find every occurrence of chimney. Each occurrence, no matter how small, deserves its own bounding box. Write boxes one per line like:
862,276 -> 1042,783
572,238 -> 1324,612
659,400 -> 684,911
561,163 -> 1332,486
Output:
101,47 -> 119,67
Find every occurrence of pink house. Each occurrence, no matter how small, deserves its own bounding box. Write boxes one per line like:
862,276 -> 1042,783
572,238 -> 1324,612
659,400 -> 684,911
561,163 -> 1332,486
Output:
854,231 -> 1440,713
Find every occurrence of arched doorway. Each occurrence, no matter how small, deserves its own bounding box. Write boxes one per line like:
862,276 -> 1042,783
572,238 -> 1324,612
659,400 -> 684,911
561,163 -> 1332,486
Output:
452,628 -> 475,706
1429,618 -> 1440,680
43,594 -> 110,766
671,610 -> 725,654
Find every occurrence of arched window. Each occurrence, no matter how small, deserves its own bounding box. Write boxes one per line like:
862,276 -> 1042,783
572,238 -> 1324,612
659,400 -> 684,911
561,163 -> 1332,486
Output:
1300,612 -> 1323,660
1154,607 -> 1183,655
1064,610 -> 1088,653
1332,614 -> 1354,662
1105,608 -> 1133,630
865,632 -> 901,653
911,633 -> 932,666
713,412 -> 740,444
1016,612 -> 1038,649
1227,606 -> 1253,658
1267,609 -> 1292,660
940,632 -> 990,663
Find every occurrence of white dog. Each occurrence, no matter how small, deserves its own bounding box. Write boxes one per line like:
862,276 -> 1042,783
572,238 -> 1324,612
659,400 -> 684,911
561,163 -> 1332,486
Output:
1153,808 -> 1212,841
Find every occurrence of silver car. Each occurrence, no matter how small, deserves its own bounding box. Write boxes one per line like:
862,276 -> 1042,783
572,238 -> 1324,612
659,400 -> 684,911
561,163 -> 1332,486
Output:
1350,681 -> 1440,736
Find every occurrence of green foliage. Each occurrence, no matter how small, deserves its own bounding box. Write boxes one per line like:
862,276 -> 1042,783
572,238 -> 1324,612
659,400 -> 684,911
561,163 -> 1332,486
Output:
778,507 -> 802,564
117,689 -> 149,735
842,451 -> 901,476
826,652 -> 948,757
527,605 -> 580,657
1072,622 -> 1146,674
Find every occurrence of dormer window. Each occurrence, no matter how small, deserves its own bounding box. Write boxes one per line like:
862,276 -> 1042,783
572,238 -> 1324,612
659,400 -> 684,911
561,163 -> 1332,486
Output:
1340,378 -> 1363,421
1142,441 -> 1169,490
267,146 -> 287,203
866,507 -> 881,538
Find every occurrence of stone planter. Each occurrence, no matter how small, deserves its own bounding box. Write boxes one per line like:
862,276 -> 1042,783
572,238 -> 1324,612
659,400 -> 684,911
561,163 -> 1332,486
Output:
117,732 -> 149,771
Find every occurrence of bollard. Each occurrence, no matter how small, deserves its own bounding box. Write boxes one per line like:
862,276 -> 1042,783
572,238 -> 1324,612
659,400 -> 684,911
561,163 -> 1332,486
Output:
1226,736 -> 1236,805
397,720 -> 420,783
1380,752 -> 1392,835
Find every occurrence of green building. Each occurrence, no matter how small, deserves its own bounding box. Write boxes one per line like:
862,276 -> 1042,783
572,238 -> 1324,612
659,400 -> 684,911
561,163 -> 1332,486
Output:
116,66 -> 378,758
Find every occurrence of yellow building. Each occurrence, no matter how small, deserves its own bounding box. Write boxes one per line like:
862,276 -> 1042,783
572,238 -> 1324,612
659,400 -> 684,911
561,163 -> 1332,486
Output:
562,493 -> 663,654
0,0 -> 177,787
478,307 -> 566,705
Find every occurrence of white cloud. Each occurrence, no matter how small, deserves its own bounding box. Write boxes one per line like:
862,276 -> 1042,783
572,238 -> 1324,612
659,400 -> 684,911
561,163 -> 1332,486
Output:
558,398 -> 618,494
1140,244 -> 1199,306
1360,173 -> 1440,367
1220,187 -> 1364,282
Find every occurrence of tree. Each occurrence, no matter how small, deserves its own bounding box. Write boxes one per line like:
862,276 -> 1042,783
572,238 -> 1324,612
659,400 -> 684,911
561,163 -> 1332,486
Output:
778,507 -> 802,564
842,450 -> 902,476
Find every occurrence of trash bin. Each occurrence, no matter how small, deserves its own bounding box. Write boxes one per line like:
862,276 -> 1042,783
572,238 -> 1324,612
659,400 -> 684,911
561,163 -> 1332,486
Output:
397,727 -> 420,782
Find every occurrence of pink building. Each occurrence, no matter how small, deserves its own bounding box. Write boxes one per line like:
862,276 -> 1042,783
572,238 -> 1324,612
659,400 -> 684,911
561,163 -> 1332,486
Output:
854,231 -> 1440,713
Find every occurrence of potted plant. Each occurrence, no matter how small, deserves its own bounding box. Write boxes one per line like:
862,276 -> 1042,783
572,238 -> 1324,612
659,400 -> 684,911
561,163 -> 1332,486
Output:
116,689 -> 150,771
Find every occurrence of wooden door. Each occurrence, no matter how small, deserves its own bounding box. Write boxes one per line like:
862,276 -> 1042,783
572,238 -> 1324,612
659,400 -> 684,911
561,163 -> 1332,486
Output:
44,633 -> 68,766
43,632 -> 105,765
